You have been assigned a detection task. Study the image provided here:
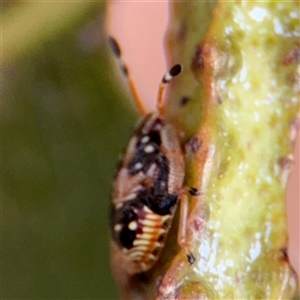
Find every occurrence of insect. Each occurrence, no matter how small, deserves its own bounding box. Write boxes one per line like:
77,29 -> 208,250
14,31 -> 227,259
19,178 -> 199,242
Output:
109,37 -> 194,275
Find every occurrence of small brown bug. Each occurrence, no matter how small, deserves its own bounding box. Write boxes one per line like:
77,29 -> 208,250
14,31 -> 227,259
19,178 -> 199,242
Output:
109,37 -> 193,275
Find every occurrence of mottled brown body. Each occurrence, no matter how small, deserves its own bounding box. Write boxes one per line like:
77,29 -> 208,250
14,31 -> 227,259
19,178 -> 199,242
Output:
110,113 -> 184,274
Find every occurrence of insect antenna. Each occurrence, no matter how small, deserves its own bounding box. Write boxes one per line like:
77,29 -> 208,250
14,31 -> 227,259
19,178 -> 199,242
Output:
157,64 -> 182,115
109,37 -> 182,116
109,37 -> 147,115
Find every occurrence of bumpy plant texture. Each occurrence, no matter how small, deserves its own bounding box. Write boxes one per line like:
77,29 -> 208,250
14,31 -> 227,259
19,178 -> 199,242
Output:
115,1 -> 299,299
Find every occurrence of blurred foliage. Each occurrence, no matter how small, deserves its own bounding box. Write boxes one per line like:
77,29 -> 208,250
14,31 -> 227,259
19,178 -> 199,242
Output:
2,3 -> 137,299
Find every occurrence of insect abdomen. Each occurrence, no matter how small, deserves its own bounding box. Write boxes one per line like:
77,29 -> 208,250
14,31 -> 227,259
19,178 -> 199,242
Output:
111,197 -> 175,273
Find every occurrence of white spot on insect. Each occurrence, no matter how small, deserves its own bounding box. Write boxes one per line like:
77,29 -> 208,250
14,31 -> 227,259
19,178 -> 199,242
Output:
133,239 -> 151,246
114,224 -> 122,232
161,215 -> 171,223
159,181 -> 166,188
124,193 -> 136,201
133,162 -> 143,171
144,144 -> 155,153
142,227 -> 157,233
133,245 -> 149,252
132,185 -> 143,193
115,203 -> 123,209
157,228 -> 166,235
145,213 -> 160,220
143,206 -> 152,213
147,163 -> 156,177
140,219 -> 157,227
137,233 -> 154,240
128,221 -> 138,231
154,123 -> 162,131
140,262 -> 147,270
141,135 -> 150,144
129,251 -> 144,258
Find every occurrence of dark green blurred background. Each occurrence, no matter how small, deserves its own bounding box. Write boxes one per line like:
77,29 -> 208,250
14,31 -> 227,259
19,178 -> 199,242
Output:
2,3 -> 136,299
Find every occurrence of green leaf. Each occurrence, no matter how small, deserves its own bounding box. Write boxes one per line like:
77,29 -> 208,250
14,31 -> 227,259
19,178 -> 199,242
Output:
2,3 -> 136,299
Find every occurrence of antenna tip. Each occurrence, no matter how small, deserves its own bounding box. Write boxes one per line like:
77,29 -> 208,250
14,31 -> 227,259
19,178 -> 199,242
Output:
162,64 -> 182,83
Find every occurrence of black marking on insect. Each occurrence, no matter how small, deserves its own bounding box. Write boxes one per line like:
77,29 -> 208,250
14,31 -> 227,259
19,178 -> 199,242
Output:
109,37 -> 193,275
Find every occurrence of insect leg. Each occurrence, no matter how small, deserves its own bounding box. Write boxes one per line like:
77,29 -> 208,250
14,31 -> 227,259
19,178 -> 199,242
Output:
178,188 -> 196,265
108,37 -> 147,115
